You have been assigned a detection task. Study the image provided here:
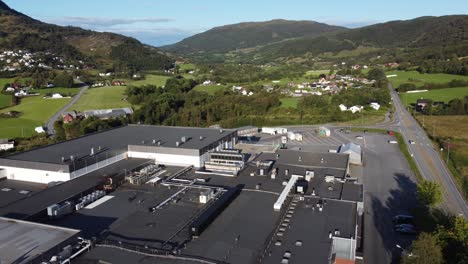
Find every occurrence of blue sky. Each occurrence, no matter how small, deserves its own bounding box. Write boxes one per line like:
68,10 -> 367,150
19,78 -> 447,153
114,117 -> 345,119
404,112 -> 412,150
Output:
4,0 -> 468,46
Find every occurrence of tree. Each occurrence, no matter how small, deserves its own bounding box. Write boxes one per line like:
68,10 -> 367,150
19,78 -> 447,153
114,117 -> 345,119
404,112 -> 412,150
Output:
367,68 -> 386,81
401,233 -> 443,264
417,180 -> 442,207
53,72 -> 74,88
53,120 -> 66,141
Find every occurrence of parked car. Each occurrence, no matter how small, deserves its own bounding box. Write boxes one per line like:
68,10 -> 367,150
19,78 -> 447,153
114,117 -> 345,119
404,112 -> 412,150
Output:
409,140 -> 416,145
393,215 -> 414,225
388,140 -> 398,144
356,135 -> 363,139
395,226 -> 417,235
394,224 -> 415,230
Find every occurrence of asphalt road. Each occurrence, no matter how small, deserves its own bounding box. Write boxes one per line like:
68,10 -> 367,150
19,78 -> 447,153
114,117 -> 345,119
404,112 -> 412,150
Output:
45,82 -> 88,135
388,85 -> 468,218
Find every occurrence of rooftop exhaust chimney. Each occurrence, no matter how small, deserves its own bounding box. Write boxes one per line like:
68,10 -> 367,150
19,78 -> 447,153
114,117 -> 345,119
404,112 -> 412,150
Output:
61,157 -> 65,163
200,136 -> 204,141
152,139 -> 156,144
181,136 -> 187,143
176,141 -> 180,147
219,129 -> 224,134
321,157 -> 324,164
157,141 -> 161,146
70,155 -> 74,161
90,147 -> 94,155
98,146 -> 102,151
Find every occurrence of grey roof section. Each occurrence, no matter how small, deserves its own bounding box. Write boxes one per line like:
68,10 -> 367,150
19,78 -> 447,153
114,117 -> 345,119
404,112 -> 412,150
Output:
0,158 -> 151,219
259,150 -> 349,175
0,217 -> 79,264
263,197 -> 357,264
341,182 -> 364,202
0,125 -> 236,165
0,180 -> 45,208
339,142 -> 361,154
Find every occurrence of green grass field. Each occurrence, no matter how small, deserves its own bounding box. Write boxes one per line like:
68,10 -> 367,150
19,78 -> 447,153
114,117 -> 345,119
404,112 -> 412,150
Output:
400,87 -> 468,106
0,87 -> 80,138
280,98 -> 300,108
128,74 -> 169,87
387,70 -> 468,88
0,93 -> 11,108
305,70 -> 329,77
193,84 -> 227,95
69,86 -> 131,111
178,63 -> 196,71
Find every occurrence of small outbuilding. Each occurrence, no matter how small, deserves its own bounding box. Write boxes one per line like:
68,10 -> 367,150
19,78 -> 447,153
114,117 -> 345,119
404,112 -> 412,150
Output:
339,142 -> 362,165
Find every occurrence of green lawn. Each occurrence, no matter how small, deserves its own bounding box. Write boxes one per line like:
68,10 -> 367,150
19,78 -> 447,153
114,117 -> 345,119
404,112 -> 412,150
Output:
128,74 -> 169,87
305,70 -> 329,77
193,84 -> 227,95
400,87 -> 468,106
280,98 -> 300,108
69,86 -> 131,111
0,93 -> 11,108
387,70 -> 468,88
178,63 -> 196,71
0,87 -> 80,138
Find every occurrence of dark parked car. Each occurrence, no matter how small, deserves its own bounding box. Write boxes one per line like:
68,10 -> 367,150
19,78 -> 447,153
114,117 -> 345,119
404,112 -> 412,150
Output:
395,226 -> 417,235
393,215 -> 414,225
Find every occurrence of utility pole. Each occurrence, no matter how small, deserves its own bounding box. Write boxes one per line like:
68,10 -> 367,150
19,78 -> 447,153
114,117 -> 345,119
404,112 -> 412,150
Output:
446,139 -> 450,165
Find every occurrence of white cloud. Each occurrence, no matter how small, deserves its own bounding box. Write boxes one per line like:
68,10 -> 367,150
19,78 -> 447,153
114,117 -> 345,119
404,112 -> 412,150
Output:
45,16 -> 173,28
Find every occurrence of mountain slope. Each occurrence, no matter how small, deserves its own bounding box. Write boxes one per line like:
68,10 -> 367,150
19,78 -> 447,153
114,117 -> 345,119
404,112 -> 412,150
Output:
0,0 -> 173,70
162,19 -> 346,54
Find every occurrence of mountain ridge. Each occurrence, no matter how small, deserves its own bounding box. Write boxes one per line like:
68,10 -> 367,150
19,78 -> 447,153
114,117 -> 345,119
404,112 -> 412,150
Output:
0,0 -> 173,70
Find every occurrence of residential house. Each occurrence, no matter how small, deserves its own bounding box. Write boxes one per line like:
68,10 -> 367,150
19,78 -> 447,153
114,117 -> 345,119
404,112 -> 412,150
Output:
348,105 -> 364,114
0,139 -> 14,151
339,104 -> 348,112
416,99 -> 432,112
369,102 -> 380,110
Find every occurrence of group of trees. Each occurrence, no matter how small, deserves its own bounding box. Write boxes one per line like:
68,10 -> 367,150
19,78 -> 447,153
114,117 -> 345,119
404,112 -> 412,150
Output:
402,180 -> 468,264
397,79 -> 468,93
417,96 -> 468,116
30,70 -> 74,88
54,116 -> 128,141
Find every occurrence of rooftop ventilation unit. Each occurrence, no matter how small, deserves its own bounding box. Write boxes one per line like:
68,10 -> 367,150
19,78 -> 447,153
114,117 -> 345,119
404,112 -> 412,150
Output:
298,156 -> 302,162
90,147 -> 94,155
152,139 -> 156,144
157,141 -> 161,146
61,157 -> 65,163
176,141 -> 180,147
70,155 -> 74,161
219,129 -> 224,134
181,136 -> 187,143
200,136 -> 204,140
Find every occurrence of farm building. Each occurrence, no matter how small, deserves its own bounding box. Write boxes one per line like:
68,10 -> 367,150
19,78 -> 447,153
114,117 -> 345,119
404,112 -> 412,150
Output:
339,142 -> 362,165
0,125 -> 237,184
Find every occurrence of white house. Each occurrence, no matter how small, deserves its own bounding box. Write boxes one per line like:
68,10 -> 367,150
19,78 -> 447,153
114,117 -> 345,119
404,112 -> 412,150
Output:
0,139 -> 14,151
51,93 -> 64,99
14,90 -> 28,97
35,126 -> 45,134
339,104 -> 348,112
370,102 -> 380,110
5,87 -> 15,92
202,80 -> 213,85
348,105 -> 363,114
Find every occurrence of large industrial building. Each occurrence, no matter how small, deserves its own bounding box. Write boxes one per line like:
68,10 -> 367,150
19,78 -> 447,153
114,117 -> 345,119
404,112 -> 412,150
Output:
0,125 -> 237,184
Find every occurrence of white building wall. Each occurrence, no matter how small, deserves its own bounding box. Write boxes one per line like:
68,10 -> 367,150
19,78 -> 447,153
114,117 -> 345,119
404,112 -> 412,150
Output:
1,166 -> 70,184
128,151 -> 202,168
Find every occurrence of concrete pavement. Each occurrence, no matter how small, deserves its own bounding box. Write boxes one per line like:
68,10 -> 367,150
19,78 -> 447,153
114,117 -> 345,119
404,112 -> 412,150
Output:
388,85 -> 468,218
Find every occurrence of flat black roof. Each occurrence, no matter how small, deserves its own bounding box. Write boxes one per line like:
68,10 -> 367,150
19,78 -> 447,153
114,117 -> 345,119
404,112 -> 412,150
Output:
0,180 -> 46,208
263,197 -> 357,264
0,158 -> 151,219
1,125 -> 236,165
261,149 -> 349,172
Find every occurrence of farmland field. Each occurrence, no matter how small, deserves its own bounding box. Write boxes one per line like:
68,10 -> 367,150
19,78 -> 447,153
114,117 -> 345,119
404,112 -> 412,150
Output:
400,87 -> 468,106
415,115 -> 468,198
69,86 -> 131,112
193,84 -> 227,95
0,87 -> 80,138
280,97 -> 300,108
128,74 -> 169,87
387,70 -> 468,88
